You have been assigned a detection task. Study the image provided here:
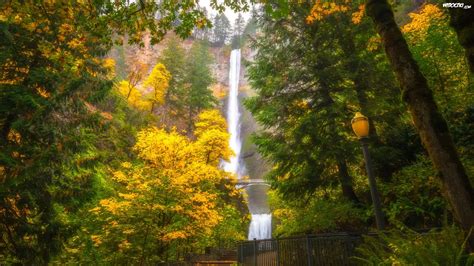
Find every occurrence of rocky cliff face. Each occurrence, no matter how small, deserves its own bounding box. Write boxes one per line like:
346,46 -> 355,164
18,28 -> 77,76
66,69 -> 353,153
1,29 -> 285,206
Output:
109,33 -> 196,79
240,46 -> 269,182
238,46 -> 271,214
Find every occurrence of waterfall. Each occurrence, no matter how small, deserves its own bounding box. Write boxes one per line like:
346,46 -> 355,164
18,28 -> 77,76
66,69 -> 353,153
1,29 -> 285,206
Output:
223,49 -> 272,240
223,49 -> 243,177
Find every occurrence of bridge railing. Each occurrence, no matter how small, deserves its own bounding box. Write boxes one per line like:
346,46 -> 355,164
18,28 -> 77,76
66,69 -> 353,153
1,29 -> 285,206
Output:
237,232 -> 375,266
235,179 -> 270,189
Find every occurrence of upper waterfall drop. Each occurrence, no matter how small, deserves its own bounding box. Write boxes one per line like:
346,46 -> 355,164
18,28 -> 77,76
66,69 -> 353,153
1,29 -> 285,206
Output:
223,49 -> 243,178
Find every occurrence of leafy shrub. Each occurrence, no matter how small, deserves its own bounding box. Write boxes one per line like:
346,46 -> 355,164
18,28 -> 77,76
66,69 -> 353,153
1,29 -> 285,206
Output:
354,226 -> 474,265
271,190 -> 368,236
380,156 -> 447,228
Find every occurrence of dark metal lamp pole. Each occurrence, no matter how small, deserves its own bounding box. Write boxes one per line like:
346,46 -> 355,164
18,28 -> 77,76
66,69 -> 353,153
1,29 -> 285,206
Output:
352,112 -> 385,230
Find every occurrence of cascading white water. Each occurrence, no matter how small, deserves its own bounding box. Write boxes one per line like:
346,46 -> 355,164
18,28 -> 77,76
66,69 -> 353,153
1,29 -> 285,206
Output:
223,49 -> 272,240
223,49 -> 243,177
248,214 -> 272,240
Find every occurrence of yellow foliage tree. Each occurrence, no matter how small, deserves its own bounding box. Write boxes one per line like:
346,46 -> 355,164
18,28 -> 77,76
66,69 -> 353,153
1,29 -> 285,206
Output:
306,1 -> 349,23
115,80 -> 150,110
127,61 -> 148,92
143,63 -> 171,113
194,109 -> 227,137
193,109 -> 232,165
401,4 -> 445,37
401,4 -> 471,109
306,0 -> 365,26
83,109 -> 243,262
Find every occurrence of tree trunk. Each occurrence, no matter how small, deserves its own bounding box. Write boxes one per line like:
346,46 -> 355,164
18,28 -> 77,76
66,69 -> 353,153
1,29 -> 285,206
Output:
337,159 -> 361,205
319,88 -> 361,205
187,105 -> 194,137
126,84 -> 132,99
1,114 -> 14,144
150,101 -> 155,114
448,0 -> 474,73
366,0 -> 474,245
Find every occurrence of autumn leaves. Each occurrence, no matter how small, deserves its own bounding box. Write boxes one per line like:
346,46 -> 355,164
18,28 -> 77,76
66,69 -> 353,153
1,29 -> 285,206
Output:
85,109 -> 240,260
115,63 -> 171,112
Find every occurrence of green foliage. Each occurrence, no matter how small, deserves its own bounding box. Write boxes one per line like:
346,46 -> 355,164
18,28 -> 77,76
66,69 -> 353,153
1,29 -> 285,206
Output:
239,7 -> 260,48
0,2 -> 115,262
380,156 -> 447,228
231,13 -> 246,49
158,35 -> 187,124
212,14 -> 232,46
354,226 -> 474,265
48,93 -> 146,264
201,203 -> 249,248
270,190 -> 368,237
183,40 -> 217,132
159,37 -> 217,132
245,0 -> 405,206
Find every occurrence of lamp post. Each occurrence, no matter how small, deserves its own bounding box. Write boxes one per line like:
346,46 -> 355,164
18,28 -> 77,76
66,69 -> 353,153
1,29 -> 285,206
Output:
351,112 -> 385,230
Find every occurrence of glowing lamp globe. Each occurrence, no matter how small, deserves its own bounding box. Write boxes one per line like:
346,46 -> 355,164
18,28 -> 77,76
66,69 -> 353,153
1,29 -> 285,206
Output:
351,112 -> 369,139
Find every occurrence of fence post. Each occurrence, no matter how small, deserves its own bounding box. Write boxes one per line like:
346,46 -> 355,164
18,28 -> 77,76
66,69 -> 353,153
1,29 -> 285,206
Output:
253,238 -> 258,266
276,239 -> 280,266
239,243 -> 243,264
306,235 -> 313,266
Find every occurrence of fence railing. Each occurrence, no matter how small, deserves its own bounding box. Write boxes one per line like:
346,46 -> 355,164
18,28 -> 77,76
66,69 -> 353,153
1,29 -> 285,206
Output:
237,232 -> 376,266
156,246 -> 238,266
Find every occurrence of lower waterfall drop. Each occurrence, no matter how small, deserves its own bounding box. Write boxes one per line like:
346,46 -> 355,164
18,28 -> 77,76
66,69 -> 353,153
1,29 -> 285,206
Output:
248,214 -> 272,240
